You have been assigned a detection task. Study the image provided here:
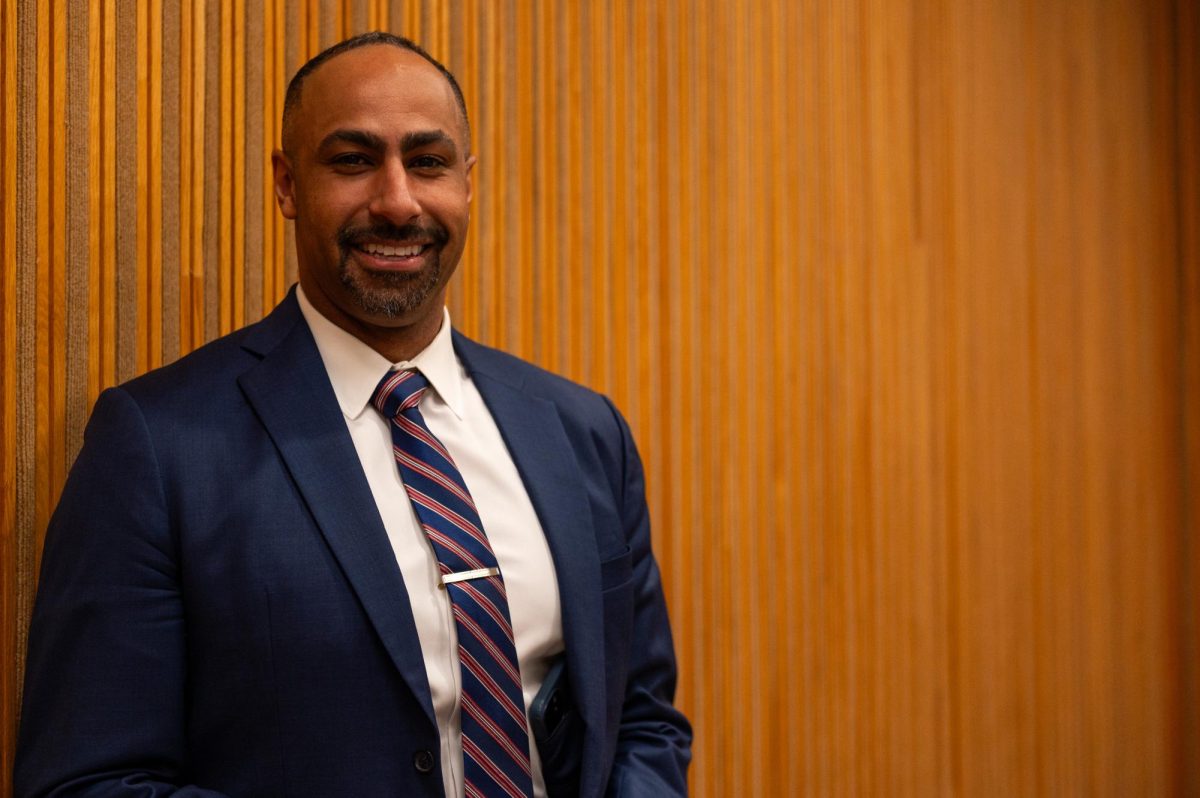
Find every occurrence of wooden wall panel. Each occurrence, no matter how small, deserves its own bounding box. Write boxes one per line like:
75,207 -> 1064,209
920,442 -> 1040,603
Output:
1176,0 -> 1200,791
0,0 -> 18,784
2,1 -> 1196,795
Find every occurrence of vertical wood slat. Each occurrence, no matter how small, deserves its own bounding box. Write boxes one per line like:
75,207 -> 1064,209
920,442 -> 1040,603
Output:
115,0 -> 136,383
63,0 -> 90,510
218,0 -> 232,336
260,0 -> 278,315
179,0 -> 199,351
198,2 -> 211,343
32,0 -> 52,577
242,0 -> 262,323
10,0 -> 37,775
100,0 -> 116,392
231,0 -> 245,329
35,0 -> 63,577
2,3 -> 1197,797
202,0 -> 218,343
0,0 -> 21,785
158,0 -> 178,363
176,0 -> 191,354
135,0 -> 149,372
48,0 -> 67,558
1177,0 -> 1200,790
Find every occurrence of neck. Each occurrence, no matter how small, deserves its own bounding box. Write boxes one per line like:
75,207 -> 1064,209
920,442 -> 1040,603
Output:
298,280 -> 445,363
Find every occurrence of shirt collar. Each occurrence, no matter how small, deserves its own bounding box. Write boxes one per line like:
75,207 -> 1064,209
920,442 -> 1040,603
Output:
296,284 -> 466,421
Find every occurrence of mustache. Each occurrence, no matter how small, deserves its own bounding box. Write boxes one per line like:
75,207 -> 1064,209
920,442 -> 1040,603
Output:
337,222 -> 449,250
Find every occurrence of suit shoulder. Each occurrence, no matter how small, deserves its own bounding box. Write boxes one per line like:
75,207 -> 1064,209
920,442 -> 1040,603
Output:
116,297 -> 301,407
115,326 -> 257,406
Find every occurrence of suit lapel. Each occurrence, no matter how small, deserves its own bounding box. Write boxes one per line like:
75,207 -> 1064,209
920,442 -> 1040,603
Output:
454,336 -> 608,780
238,296 -> 437,728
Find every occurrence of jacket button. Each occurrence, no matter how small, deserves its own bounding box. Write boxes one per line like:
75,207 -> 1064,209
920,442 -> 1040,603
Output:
413,749 -> 435,774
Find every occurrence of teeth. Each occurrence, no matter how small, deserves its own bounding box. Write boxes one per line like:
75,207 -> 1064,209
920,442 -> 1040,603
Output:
362,243 -> 423,258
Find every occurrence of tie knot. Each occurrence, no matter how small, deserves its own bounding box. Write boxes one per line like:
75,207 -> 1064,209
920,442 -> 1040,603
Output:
371,369 -> 429,419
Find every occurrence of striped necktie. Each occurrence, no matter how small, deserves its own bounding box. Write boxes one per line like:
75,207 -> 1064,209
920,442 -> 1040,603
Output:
372,369 -> 534,798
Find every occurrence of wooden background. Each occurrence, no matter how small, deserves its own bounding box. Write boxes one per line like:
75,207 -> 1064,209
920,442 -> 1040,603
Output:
2,0 -> 1198,795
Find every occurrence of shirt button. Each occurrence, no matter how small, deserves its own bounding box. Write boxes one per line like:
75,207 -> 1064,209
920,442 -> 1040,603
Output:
413,749 -> 435,774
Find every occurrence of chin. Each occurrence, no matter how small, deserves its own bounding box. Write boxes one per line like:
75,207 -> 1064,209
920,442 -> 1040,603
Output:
341,263 -> 443,321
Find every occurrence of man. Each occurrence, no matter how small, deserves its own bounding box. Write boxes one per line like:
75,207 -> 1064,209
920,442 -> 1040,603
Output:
15,32 -> 691,797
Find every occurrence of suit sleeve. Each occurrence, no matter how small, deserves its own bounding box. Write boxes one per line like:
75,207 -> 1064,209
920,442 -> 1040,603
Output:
14,387 -> 231,798
603,399 -> 693,798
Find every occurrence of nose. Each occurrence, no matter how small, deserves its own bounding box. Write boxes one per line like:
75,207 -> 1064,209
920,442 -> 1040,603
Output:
368,158 -> 421,224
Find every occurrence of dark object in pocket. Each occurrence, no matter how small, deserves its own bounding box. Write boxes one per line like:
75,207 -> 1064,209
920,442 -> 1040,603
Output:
530,655 -> 581,796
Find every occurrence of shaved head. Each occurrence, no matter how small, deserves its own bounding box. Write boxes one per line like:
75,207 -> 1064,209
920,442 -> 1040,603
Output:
281,31 -> 470,155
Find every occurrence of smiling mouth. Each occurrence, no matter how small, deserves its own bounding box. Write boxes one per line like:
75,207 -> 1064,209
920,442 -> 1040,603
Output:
338,222 -> 447,273
357,242 -> 427,258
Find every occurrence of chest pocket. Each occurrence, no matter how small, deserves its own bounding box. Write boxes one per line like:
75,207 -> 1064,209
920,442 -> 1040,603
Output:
598,545 -> 632,592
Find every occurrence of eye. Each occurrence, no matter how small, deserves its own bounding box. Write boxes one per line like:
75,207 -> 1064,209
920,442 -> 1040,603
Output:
408,154 -> 447,172
330,152 -> 373,170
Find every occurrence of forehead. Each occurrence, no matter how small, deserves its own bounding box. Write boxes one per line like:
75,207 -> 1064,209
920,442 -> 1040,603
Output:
295,45 -> 464,147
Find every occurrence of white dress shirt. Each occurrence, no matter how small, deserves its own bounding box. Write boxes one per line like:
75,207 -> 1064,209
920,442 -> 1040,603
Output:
298,287 -> 562,798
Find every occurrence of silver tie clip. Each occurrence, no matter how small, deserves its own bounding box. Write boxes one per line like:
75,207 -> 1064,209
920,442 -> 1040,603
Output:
439,566 -> 500,589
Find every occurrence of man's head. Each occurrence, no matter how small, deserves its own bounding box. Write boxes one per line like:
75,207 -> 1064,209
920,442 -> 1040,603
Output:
273,33 -> 476,360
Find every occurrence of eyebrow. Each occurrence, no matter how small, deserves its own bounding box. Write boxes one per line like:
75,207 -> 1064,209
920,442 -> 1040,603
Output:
400,129 -> 456,154
317,128 -> 385,153
316,128 -> 457,156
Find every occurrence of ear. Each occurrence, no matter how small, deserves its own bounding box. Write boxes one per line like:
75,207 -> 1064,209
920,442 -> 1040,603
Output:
271,150 -> 299,220
464,154 -> 477,205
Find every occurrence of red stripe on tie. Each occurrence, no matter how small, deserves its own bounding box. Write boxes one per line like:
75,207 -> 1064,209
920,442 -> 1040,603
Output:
406,487 -> 487,546
423,527 -> 488,572
394,448 -> 477,509
452,604 -> 523,685
372,371 -> 407,412
458,580 -> 515,638
462,692 -> 532,773
460,648 -> 527,727
395,414 -> 454,465
462,736 -> 530,798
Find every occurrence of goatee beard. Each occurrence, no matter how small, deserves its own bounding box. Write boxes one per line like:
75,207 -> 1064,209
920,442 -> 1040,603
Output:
336,221 -> 449,318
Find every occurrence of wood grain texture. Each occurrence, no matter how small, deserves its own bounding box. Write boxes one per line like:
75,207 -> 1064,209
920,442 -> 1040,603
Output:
2,2 -> 1196,795
1,0 -> 20,785
1175,1 -> 1200,792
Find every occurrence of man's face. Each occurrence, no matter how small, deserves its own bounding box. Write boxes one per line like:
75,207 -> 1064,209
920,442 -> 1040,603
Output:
273,45 -> 474,349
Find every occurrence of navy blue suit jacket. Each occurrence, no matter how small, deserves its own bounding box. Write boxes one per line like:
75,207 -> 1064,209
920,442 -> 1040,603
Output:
15,291 -> 691,797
